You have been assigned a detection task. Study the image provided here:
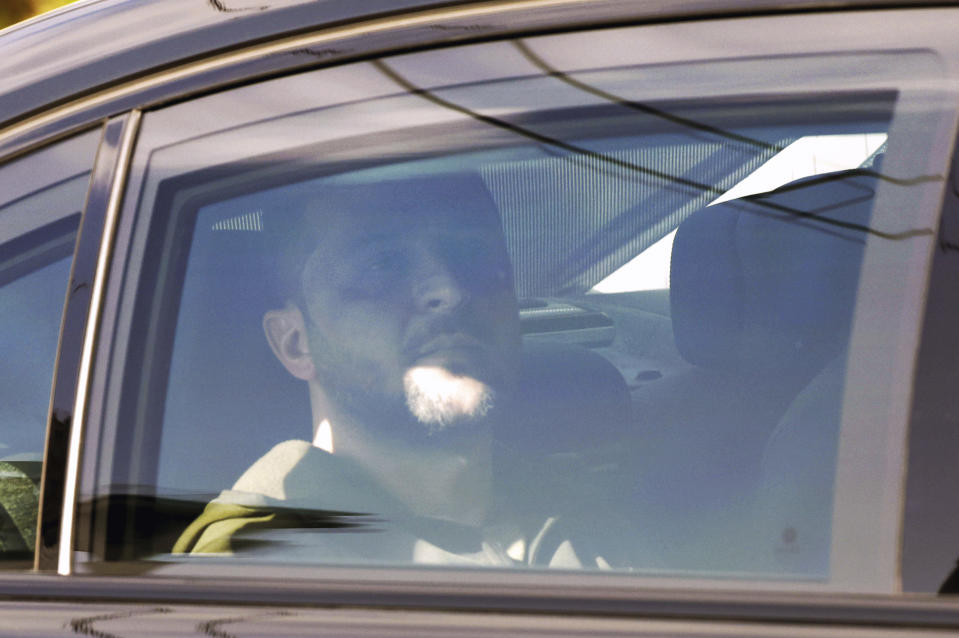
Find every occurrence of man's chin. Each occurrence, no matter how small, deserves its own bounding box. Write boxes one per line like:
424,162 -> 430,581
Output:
403,365 -> 496,434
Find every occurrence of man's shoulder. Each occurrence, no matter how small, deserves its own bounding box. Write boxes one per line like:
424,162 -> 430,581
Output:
172,439 -> 395,556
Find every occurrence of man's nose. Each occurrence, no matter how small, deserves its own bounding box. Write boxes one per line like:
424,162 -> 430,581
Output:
412,254 -> 468,313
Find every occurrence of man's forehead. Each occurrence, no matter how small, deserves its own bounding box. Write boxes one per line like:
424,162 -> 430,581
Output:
317,204 -> 501,240
302,174 -> 503,243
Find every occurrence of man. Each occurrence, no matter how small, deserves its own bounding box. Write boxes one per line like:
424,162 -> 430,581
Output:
175,172 -> 621,567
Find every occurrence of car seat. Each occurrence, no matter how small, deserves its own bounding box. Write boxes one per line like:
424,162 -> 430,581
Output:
628,161 -> 880,573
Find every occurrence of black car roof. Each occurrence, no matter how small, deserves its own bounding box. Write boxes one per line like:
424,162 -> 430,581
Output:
0,0 -> 956,137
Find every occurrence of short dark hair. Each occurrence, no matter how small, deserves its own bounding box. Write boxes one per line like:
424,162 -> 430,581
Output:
263,197 -> 323,308
263,172 -> 504,307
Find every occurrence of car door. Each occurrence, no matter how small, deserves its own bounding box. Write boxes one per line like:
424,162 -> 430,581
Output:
5,2 -> 959,636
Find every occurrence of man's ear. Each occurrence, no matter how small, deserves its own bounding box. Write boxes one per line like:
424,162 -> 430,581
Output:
263,305 -> 315,381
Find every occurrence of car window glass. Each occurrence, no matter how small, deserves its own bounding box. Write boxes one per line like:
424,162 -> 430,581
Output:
90,11 -> 957,593
590,133 -> 889,294
0,127 -> 101,565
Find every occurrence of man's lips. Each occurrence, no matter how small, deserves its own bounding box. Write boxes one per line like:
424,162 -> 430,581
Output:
410,333 -> 489,364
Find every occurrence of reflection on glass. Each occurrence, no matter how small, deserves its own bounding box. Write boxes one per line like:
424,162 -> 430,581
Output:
591,133 -> 888,294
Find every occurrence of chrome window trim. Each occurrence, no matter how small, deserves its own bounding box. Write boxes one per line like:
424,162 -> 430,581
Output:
57,110 -> 141,576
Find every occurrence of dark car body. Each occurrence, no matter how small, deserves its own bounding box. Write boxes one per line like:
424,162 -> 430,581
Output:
3,0 -> 959,635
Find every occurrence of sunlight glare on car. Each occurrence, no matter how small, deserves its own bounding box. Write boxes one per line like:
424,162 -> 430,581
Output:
589,133 -> 888,294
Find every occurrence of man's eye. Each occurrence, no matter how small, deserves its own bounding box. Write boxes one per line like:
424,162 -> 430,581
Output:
347,250 -> 409,293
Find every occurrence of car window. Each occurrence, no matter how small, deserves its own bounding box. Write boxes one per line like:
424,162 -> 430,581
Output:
85,12 -> 957,593
0,128 -> 101,566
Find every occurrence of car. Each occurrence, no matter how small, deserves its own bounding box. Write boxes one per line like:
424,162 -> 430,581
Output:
3,0 -> 959,635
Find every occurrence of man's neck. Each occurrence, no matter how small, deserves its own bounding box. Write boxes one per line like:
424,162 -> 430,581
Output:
320,412 -> 493,527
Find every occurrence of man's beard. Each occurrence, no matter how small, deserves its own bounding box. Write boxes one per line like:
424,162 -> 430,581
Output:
309,342 -> 501,443
402,366 -> 495,434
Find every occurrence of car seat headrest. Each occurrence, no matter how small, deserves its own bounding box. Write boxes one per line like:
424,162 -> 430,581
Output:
670,167 -> 879,374
497,341 -> 631,456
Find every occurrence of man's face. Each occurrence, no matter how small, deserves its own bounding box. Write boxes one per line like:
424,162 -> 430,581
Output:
295,176 -> 521,439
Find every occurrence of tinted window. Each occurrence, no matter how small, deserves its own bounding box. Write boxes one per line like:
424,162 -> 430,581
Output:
0,128 -> 100,564
89,12 -> 956,592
